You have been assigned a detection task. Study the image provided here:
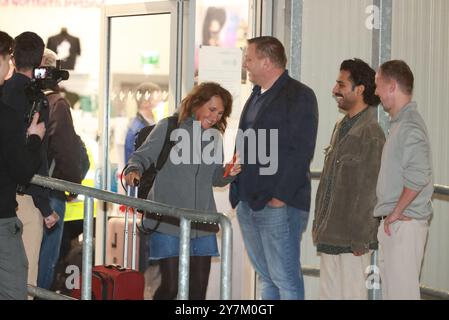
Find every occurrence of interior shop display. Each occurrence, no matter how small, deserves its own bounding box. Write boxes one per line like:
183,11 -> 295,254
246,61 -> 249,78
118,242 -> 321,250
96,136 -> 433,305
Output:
47,27 -> 81,70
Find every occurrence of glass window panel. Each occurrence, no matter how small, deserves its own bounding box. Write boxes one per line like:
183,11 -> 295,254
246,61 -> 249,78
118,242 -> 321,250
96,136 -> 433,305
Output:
108,13 -> 171,194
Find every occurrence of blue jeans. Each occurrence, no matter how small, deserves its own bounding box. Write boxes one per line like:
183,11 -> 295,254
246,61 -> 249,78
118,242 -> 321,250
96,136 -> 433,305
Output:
37,196 -> 66,290
148,232 -> 219,260
237,201 -> 309,300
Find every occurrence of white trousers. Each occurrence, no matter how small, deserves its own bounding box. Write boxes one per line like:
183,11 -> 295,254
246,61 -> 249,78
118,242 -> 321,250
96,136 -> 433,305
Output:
377,219 -> 428,300
319,251 -> 372,300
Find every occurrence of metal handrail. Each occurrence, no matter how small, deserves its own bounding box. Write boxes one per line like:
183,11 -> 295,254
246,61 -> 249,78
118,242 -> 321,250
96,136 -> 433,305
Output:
30,175 -> 233,300
311,170 -> 449,197
309,169 -> 449,300
301,265 -> 449,300
435,184 -> 449,196
27,285 -> 76,300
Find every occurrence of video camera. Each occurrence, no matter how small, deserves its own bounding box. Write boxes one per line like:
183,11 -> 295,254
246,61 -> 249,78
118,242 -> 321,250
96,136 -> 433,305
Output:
32,65 -> 69,88
25,62 -> 69,125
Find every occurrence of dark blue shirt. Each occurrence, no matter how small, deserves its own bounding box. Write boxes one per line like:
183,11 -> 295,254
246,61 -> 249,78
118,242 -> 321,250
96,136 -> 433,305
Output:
238,71 -> 289,202
241,71 -> 289,131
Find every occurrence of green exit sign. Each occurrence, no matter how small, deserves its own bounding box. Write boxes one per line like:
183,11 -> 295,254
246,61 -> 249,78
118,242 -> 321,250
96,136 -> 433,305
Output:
141,52 -> 160,66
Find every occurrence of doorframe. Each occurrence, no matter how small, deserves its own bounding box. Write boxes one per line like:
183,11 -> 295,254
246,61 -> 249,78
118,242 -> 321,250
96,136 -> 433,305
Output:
97,1 -> 182,264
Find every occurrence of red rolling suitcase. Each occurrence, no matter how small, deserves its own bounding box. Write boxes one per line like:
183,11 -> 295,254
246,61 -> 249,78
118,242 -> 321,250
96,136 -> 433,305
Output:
72,186 -> 145,300
71,264 -> 144,300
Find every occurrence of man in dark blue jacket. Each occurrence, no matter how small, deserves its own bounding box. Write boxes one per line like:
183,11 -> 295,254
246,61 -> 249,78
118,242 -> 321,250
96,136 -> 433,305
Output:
0,30 -> 46,300
1,31 -> 59,292
230,36 -> 318,300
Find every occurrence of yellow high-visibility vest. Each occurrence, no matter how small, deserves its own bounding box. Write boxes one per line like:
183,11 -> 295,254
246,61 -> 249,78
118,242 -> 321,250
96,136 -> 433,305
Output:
64,147 -> 97,221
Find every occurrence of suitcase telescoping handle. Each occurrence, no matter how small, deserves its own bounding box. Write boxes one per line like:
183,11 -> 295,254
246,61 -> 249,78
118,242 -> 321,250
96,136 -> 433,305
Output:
124,179 -> 139,270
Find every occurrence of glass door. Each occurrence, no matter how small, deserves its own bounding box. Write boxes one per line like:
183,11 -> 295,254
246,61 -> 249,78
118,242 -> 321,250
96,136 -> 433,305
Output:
97,1 -> 181,264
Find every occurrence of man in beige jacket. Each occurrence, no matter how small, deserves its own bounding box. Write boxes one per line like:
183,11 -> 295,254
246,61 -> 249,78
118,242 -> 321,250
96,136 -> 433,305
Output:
374,60 -> 433,300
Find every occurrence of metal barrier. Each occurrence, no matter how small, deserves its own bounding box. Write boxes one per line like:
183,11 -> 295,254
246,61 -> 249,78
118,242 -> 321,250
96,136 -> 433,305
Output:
301,265 -> 449,300
311,170 -> 449,197
309,169 -> 449,300
27,285 -> 76,300
30,175 -> 233,300
435,184 -> 449,197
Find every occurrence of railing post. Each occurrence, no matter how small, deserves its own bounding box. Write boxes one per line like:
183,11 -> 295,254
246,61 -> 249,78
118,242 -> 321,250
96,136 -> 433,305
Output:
131,186 -> 138,270
178,217 -> 191,300
81,196 -> 94,300
220,216 -> 233,300
368,250 -> 382,300
123,186 -> 132,269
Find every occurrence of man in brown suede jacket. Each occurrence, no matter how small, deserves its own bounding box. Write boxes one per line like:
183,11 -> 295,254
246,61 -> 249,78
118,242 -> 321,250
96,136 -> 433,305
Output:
37,48 -> 83,291
313,59 -> 385,299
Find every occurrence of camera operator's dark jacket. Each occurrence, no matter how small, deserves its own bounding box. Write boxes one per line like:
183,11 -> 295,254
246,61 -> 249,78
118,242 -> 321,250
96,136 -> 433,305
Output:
46,91 -> 82,200
0,97 -> 42,219
1,72 -> 53,217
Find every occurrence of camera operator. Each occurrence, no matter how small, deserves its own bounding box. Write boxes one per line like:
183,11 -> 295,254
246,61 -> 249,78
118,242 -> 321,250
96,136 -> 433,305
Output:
37,48 -> 82,290
1,31 -> 59,293
0,31 -> 46,299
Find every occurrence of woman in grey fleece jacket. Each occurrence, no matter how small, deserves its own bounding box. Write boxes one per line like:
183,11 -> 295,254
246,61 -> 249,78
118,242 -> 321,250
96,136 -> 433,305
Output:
125,82 -> 240,300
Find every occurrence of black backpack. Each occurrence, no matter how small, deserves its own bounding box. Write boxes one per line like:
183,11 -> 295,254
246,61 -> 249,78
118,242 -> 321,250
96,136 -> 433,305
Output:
46,91 -> 90,185
133,115 -> 178,199
64,135 -> 89,200
77,134 -> 90,181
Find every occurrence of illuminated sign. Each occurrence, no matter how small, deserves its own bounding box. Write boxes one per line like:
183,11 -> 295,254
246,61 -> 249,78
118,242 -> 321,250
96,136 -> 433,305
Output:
0,0 -> 104,7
